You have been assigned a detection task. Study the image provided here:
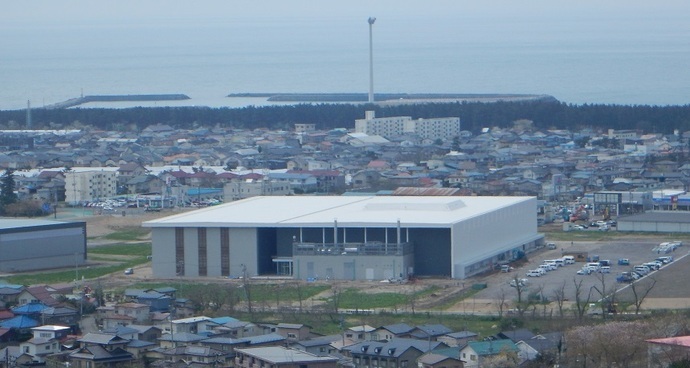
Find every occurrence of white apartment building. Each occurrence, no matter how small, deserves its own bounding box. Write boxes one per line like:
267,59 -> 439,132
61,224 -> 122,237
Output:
223,180 -> 292,201
355,110 -> 461,141
65,169 -> 118,204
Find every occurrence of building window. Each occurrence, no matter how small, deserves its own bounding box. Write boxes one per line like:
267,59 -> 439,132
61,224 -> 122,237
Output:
198,228 -> 207,276
175,228 -> 185,276
221,228 -> 230,276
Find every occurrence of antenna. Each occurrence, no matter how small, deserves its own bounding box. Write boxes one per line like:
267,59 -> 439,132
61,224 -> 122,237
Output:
26,100 -> 31,129
368,17 -> 376,103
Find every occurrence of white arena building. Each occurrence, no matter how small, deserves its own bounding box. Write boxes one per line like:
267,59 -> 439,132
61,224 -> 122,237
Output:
143,196 -> 543,280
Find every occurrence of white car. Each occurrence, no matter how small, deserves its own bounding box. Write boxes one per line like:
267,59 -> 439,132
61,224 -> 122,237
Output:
526,270 -> 542,277
509,278 -> 529,287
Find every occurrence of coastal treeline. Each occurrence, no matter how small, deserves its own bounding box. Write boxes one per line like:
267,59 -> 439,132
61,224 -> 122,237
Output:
1,100 -> 690,133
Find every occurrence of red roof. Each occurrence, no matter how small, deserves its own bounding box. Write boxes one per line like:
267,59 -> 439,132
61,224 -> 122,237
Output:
217,172 -> 240,179
241,173 -> 264,180
0,310 -> 14,320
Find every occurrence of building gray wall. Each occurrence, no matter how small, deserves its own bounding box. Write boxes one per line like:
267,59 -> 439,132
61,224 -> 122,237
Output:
452,198 -> 542,278
293,254 -> 412,281
0,223 -> 86,273
151,227 -> 258,278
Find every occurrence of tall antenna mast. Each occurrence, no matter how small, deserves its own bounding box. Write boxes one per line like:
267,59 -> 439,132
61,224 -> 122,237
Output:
368,17 -> 376,103
26,100 -> 32,129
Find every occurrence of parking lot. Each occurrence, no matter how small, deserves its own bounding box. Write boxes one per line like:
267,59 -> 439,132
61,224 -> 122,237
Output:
472,237 -> 690,308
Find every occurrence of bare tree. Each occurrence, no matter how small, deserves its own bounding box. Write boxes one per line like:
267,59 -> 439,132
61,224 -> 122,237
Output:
494,288 -> 508,318
241,265 -> 253,314
552,280 -> 567,318
591,272 -> 614,319
572,278 -> 592,320
630,277 -> 657,315
407,282 -> 418,315
330,283 -> 342,314
294,281 -> 305,312
511,275 -> 528,317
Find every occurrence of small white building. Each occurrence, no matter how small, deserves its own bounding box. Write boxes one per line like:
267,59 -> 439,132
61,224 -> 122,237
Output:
19,325 -> 71,364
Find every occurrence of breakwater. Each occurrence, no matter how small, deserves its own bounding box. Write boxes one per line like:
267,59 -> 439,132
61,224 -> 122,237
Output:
45,94 -> 191,109
227,92 -> 555,103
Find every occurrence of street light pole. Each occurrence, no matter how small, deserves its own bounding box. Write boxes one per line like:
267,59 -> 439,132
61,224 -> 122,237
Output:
368,17 -> 376,103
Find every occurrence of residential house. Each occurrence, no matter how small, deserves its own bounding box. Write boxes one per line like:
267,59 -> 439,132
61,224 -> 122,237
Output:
18,325 -> 70,364
345,338 -> 448,368
212,320 -> 259,339
459,340 -> 518,368
40,306 -> 80,329
290,334 -> 341,356
372,323 -> 415,341
276,323 -> 312,342
409,324 -> 454,342
69,332 -> 135,368
0,346 -> 33,368
515,332 -> 563,364
160,345 -> 228,366
417,352 -> 464,368
0,284 -> 24,308
101,303 -> 151,329
158,332 -> 208,349
170,316 -> 218,336
437,331 -> 479,347
200,333 -> 286,359
345,325 -> 376,342
17,285 -> 70,307
235,347 -> 338,368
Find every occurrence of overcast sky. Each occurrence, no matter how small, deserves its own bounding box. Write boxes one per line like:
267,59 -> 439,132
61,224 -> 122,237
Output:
4,0 -> 689,25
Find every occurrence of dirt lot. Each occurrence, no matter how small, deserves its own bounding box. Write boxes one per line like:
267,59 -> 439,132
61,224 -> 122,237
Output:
76,211 -> 690,314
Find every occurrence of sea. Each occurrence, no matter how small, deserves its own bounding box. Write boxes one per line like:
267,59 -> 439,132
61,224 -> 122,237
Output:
2,8 -> 690,111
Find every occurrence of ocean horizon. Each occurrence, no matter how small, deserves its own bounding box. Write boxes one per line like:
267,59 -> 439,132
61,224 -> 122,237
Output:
2,2 -> 690,110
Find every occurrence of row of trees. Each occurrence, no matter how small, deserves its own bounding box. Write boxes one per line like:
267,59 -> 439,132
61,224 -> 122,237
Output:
501,272 -> 657,321
1,99 -> 690,133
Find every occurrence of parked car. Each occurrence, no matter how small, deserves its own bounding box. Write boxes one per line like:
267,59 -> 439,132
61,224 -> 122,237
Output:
656,256 -> 673,264
124,268 -> 134,275
547,242 -> 557,250
616,272 -> 634,283
618,258 -> 630,266
500,265 -> 513,273
633,265 -> 650,275
526,270 -> 542,277
509,278 -> 529,287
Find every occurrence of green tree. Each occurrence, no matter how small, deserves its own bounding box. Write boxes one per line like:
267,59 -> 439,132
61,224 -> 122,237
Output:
0,168 -> 18,209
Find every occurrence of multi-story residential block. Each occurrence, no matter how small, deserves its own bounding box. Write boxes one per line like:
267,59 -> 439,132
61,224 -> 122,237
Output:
355,111 -> 461,141
64,169 -> 117,204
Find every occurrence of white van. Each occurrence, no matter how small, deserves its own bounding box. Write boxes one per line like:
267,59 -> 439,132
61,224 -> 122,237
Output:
562,256 -> 575,264
586,262 -> 601,270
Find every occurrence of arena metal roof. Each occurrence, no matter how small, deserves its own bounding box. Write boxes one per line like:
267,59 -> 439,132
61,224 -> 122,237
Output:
143,195 -> 533,228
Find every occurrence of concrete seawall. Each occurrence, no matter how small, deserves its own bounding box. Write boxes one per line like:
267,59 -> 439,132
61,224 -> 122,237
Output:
45,94 -> 191,109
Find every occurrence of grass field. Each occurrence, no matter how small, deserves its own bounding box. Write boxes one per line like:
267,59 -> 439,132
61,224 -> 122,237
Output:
2,243 -> 151,286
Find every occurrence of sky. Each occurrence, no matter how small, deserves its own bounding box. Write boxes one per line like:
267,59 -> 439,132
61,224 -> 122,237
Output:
4,1 -> 689,25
